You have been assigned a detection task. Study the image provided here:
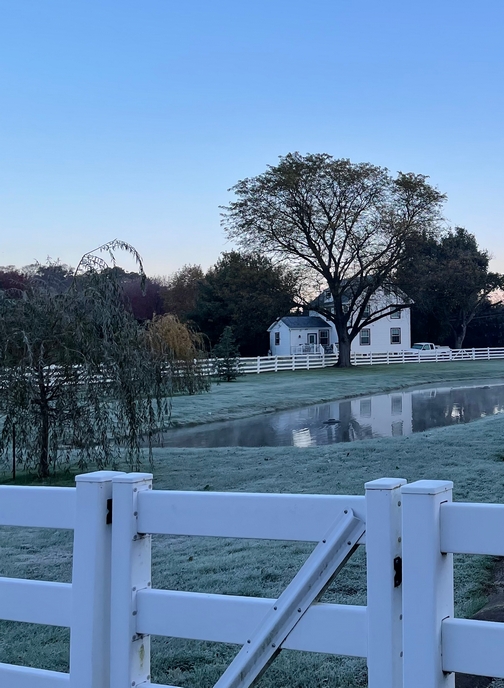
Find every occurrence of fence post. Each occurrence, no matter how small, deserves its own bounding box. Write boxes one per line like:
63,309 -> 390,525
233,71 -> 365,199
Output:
365,478 -> 406,688
402,480 -> 454,688
256,356 -> 260,373
292,355 -> 295,371
275,356 -> 278,372
70,470 -> 125,688
110,473 -> 153,688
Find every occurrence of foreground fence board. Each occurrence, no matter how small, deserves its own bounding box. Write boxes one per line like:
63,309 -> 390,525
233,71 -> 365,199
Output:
0,663 -> 69,687
440,502 -> 504,555
0,578 -> 71,627
442,618 -> 504,678
137,490 -> 366,541
137,588 -> 367,657
0,486 -> 75,529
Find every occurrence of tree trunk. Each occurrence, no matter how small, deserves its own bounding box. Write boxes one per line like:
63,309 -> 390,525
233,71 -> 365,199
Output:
336,330 -> 352,367
39,405 -> 50,479
453,322 -> 468,349
37,364 -> 50,479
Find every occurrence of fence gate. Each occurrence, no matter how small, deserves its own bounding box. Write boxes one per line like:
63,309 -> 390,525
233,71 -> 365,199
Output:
108,474 -> 405,688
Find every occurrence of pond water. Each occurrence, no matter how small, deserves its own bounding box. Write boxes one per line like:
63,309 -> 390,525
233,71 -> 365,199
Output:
162,381 -> 504,448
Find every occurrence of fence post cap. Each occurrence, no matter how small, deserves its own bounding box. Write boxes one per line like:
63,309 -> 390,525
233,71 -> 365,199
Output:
75,470 -> 126,483
365,477 -> 407,491
111,472 -> 153,484
401,480 -> 453,495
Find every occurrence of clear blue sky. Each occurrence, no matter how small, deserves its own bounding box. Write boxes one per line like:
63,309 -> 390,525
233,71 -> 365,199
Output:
1,1 -> 503,275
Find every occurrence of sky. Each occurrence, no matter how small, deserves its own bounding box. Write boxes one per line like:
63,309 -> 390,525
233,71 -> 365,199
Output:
1,1 -> 503,276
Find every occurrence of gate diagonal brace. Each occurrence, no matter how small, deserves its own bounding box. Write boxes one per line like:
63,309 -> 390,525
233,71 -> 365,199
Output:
213,508 -> 366,688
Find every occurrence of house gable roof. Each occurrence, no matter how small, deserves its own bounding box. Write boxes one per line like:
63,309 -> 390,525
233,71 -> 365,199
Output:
278,316 -> 329,329
311,284 -> 412,309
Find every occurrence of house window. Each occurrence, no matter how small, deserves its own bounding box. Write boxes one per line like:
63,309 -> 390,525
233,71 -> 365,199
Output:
360,399 -> 371,417
320,330 -> 329,346
274,332 -> 280,346
360,328 -> 371,346
363,304 -> 371,317
391,395 -> 403,415
390,310 -> 402,319
390,328 -> 401,344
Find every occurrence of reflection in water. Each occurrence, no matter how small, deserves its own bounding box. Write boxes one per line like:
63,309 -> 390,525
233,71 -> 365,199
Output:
292,428 -> 314,447
159,382 -> 504,449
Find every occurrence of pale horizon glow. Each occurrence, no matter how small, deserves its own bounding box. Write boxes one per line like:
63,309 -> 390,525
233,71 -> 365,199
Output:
1,1 -> 503,277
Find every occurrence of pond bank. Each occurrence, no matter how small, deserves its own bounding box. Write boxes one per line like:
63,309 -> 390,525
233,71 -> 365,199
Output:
169,360 -> 504,428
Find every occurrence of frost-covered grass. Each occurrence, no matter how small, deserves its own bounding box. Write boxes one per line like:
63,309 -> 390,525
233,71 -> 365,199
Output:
2,360 -> 504,686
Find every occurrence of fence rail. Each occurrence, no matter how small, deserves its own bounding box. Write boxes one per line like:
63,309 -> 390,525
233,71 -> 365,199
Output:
2,472 -> 504,687
236,346 -> 504,374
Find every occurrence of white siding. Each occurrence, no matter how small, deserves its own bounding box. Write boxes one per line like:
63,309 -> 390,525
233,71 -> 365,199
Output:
269,289 -> 411,356
269,321 -> 292,356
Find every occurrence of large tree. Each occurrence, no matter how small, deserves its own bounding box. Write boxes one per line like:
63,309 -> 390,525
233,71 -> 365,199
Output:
396,227 -> 504,348
192,251 -> 297,356
222,153 -> 446,366
0,241 -> 208,479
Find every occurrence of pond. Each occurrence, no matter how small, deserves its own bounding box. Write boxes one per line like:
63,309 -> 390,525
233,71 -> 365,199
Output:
161,381 -> 504,448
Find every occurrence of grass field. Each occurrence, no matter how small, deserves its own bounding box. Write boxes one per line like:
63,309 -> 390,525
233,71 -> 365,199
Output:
2,360 -> 504,686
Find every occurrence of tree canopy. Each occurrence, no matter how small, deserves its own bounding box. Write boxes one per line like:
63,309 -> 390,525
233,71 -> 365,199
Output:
396,227 -> 504,348
160,264 -> 205,321
222,152 -> 446,366
190,251 -> 297,356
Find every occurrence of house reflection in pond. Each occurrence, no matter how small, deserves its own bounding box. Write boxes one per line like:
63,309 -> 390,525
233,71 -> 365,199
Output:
317,393 -> 413,440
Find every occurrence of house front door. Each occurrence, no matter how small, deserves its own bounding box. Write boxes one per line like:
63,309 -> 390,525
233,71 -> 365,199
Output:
307,333 -> 317,345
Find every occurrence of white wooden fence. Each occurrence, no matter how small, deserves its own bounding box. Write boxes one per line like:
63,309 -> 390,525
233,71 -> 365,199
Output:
238,346 -> 504,374
1,472 -> 504,687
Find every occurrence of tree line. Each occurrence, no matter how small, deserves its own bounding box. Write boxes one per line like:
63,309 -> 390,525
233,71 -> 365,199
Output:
3,226 -> 501,364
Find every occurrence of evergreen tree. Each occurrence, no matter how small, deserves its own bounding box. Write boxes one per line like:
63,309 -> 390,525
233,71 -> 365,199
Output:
212,326 -> 242,382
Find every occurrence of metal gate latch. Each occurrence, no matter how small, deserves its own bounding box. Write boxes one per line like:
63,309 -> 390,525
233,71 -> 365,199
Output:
393,556 -> 402,587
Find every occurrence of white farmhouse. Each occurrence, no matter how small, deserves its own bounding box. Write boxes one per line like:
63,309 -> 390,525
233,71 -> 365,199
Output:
268,288 -> 411,356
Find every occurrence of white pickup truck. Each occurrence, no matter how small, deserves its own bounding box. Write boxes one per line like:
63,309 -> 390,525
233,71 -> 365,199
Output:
410,342 -> 451,353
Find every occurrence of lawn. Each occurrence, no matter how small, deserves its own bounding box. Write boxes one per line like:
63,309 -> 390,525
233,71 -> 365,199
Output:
1,360 -> 504,687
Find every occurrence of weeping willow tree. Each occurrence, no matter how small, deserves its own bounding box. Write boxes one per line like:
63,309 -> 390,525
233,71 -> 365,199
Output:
0,240 -> 208,478
145,314 -> 210,395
